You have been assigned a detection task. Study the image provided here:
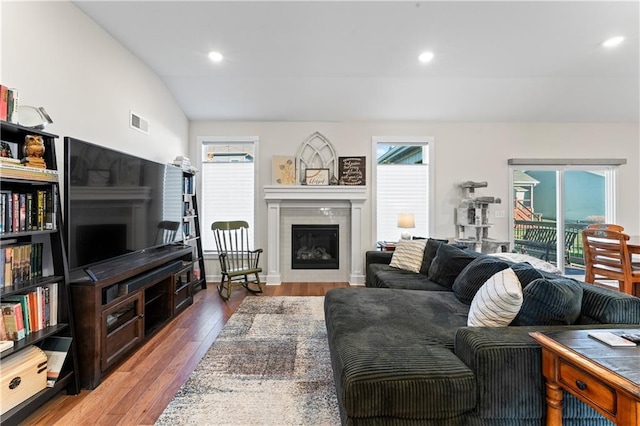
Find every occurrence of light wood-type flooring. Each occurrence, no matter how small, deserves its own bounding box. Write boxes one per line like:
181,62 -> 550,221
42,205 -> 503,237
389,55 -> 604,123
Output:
22,282 -> 349,425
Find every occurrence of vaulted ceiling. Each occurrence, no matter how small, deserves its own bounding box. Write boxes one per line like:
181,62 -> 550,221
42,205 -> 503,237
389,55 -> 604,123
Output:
74,1 -> 639,122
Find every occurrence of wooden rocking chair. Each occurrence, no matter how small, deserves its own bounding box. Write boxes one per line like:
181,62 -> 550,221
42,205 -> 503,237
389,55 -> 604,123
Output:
212,220 -> 264,300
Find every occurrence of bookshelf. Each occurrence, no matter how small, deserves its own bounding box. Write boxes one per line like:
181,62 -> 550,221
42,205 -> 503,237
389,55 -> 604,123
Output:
0,121 -> 80,424
182,171 -> 206,290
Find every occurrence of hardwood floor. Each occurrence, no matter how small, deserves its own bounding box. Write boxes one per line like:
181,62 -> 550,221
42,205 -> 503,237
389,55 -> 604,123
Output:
22,282 -> 350,425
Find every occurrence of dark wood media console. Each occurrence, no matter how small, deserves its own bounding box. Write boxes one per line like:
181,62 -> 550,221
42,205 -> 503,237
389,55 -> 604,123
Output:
69,244 -> 195,389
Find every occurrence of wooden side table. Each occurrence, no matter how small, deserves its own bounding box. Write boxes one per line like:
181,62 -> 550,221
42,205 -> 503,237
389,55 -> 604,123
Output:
377,241 -> 398,252
530,330 -> 640,426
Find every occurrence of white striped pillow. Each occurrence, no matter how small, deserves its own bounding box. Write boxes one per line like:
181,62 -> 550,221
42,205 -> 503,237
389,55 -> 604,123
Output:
467,268 -> 523,327
389,239 -> 427,273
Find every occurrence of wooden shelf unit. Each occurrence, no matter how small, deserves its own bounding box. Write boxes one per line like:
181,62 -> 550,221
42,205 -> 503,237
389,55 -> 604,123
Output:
182,171 -> 206,290
0,121 -> 80,425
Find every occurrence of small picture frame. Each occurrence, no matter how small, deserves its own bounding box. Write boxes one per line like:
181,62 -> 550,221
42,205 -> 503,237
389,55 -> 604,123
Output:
272,155 -> 296,185
305,168 -> 330,185
0,141 -> 18,159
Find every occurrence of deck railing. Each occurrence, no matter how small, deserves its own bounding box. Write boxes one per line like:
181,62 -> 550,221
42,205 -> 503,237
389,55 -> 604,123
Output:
513,220 -> 589,265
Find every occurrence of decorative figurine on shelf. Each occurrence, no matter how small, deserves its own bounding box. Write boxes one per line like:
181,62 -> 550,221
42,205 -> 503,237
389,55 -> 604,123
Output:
22,134 -> 46,169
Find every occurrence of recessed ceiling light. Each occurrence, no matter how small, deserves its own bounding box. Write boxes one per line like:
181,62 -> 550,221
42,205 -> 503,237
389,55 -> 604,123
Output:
208,51 -> 224,63
602,36 -> 624,48
418,51 -> 434,63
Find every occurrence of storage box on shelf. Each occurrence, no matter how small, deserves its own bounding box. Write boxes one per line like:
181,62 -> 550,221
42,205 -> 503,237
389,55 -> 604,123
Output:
182,171 -> 206,290
0,121 -> 80,425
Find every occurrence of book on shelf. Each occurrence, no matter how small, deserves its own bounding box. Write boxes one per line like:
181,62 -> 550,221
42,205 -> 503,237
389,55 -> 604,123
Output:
0,156 -> 21,165
0,85 -> 8,121
0,340 -> 14,352
39,336 -> 72,387
0,311 -> 7,340
6,87 -> 18,124
1,301 -> 26,341
0,162 -> 59,183
3,245 -> 11,286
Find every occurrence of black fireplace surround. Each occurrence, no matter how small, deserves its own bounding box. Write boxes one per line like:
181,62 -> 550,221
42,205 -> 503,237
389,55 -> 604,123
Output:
291,224 -> 339,269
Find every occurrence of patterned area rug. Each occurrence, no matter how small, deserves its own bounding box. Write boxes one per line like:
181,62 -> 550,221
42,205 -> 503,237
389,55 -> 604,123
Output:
156,296 -> 340,425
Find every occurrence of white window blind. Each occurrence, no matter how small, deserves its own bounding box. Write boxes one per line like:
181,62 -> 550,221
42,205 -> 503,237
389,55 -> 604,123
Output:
376,164 -> 428,242
201,161 -> 255,252
162,165 -> 183,227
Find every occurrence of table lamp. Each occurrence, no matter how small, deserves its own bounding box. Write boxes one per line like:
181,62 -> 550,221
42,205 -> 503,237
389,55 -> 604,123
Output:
397,213 -> 415,240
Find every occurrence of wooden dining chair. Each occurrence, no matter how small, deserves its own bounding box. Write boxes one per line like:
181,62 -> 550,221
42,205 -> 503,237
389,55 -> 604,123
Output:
582,228 -> 640,295
586,223 -> 625,232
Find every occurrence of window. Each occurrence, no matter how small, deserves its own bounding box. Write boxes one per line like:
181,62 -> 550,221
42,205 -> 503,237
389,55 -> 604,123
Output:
372,137 -> 434,243
199,137 -> 258,253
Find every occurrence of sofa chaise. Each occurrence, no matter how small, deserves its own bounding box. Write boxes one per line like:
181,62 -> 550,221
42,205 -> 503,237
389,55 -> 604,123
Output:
324,239 -> 640,425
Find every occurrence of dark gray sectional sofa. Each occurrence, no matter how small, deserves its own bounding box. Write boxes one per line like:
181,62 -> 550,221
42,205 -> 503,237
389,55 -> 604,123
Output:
324,239 -> 640,425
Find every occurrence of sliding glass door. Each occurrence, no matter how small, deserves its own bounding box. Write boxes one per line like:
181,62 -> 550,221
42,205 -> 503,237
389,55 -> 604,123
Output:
511,165 -> 617,272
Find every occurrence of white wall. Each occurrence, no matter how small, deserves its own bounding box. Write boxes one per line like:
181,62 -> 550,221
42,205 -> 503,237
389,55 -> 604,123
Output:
0,1 -> 188,163
2,2 -> 637,282
190,121 -> 639,279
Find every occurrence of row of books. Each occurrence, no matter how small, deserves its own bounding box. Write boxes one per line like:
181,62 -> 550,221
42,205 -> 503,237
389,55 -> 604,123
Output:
0,85 -> 18,123
0,187 -> 57,234
183,175 -> 194,194
0,282 -> 58,341
1,242 -> 44,287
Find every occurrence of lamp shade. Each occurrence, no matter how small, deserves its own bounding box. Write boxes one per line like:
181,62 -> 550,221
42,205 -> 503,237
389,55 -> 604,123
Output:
397,213 -> 415,229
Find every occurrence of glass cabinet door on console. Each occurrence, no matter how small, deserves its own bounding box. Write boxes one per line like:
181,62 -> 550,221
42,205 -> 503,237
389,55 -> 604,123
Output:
174,264 -> 193,314
101,292 -> 143,371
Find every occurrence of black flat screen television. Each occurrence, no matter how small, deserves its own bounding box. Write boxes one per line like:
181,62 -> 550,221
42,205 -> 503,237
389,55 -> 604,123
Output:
64,137 -> 184,271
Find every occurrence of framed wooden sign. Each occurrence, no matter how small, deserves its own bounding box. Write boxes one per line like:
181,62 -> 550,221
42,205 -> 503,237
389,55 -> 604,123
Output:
305,168 -> 329,185
338,156 -> 366,185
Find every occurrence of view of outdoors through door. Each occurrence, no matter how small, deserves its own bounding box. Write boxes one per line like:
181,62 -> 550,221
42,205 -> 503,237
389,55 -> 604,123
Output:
512,167 -> 612,274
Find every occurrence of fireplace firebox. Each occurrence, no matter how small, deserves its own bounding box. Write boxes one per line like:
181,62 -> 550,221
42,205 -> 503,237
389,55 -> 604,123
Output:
291,225 -> 339,269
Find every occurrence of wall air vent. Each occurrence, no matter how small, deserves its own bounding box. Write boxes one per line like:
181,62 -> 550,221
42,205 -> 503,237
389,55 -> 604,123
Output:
130,111 -> 149,134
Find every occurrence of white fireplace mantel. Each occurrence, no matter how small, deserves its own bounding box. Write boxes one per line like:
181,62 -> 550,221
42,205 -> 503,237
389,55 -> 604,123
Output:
263,185 -> 367,285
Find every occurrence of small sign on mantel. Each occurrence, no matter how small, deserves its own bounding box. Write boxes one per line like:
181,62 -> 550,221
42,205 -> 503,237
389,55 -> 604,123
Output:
338,156 -> 366,185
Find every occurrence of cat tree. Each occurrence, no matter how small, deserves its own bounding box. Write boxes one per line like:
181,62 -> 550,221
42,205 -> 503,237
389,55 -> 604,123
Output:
454,181 -> 509,253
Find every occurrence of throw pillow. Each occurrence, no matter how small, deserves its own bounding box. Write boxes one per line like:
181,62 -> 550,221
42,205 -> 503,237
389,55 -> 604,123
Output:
389,239 -> 428,273
428,244 -> 477,289
468,268 -> 523,327
452,256 -> 510,305
419,238 -> 448,275
511,277 -> 583,326
489,252 -> 563,275
510,262 -> 545,288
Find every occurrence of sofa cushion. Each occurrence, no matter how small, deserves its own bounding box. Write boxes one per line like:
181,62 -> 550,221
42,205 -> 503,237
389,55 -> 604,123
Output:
428,244 -> 478,289
577,283 -> 640,324
389,239 -> 427,273
368,264 -> 451,291
511,261 -> 545,288
489,252 -> 563,274
511,277 -> 583,326
324,288 -> 475,420
419,238 -> 448,275
452,256 -> 510,304
467,268 -> 523,327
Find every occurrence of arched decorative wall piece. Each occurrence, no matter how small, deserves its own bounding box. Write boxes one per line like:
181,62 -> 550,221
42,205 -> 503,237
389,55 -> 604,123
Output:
296,132 -> 338,184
